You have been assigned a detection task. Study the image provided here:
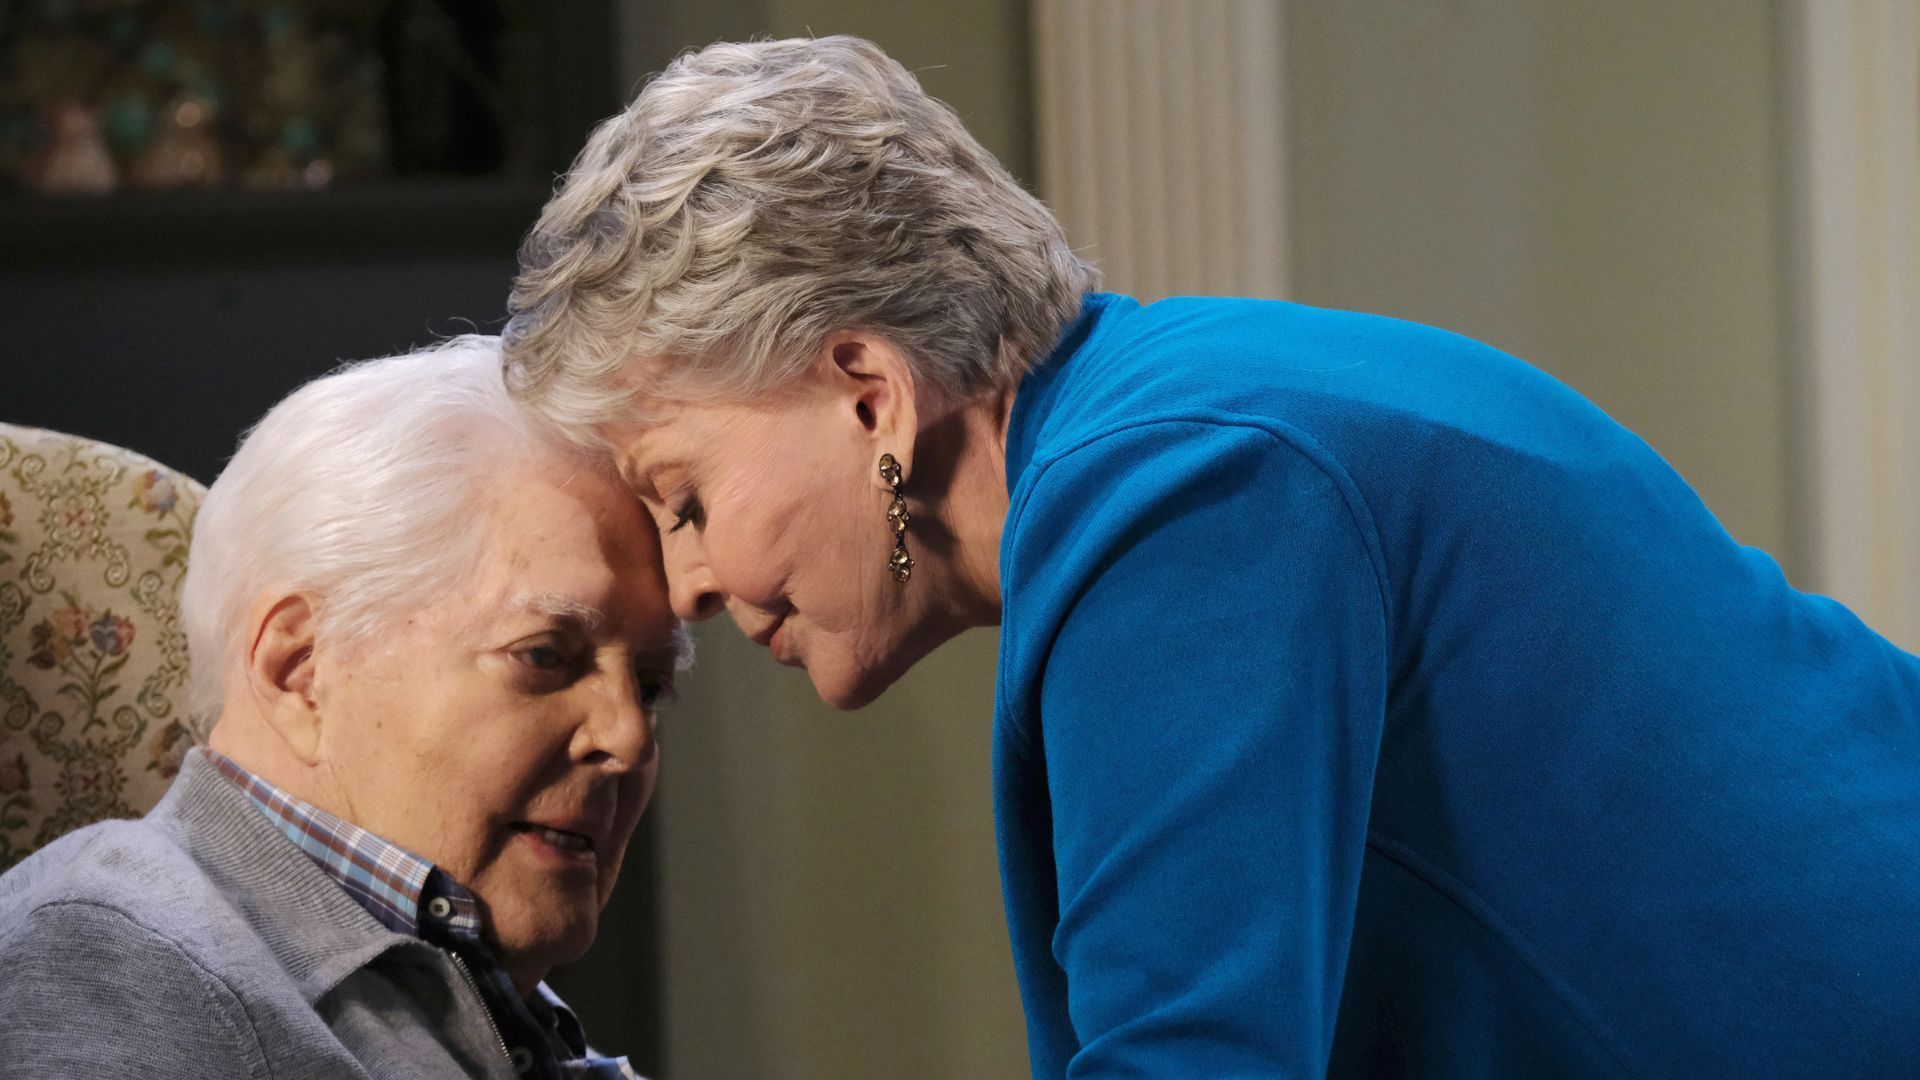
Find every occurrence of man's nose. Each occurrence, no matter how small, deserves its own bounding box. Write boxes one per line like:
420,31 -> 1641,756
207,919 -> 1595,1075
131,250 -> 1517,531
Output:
580,677 -> 656,770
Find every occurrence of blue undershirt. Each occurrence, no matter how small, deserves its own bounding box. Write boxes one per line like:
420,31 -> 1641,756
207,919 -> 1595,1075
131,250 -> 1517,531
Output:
993,293 -> 1920,1078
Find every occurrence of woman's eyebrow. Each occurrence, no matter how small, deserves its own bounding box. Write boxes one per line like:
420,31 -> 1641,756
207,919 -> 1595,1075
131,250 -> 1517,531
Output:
616,446 -> 684,498
616,457 -> 651,497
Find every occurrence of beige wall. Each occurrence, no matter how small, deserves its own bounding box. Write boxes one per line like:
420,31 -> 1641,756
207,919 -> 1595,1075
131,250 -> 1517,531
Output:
655,628 -> 1019,1080
1287,0 -> 1797,566
622,0 -> 1033,179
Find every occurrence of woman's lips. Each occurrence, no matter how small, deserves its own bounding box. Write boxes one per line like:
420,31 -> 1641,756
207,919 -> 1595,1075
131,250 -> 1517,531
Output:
751,611 -> 802,666
750,612 -> 786,648
768,621 -> 804,667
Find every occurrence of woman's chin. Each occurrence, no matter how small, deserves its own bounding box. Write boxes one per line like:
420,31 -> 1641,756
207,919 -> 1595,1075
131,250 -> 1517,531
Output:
805,648 -> 917,711
805,630 -> 957,710
810,663 -> 892,710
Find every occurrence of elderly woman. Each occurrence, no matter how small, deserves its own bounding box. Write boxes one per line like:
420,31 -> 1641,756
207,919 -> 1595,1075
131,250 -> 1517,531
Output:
502,36 -> 1920,1079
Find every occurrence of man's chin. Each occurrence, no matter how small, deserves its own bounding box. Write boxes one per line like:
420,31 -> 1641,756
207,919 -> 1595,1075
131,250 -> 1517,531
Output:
485,879 -> 602,980
493,914 -> 597,989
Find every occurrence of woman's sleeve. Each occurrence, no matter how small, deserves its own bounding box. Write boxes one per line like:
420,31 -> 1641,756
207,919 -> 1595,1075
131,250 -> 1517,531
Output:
1002,418 -> 1390,1077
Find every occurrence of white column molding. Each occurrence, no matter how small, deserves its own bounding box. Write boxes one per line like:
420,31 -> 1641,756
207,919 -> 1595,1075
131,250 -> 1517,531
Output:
1783,0 -> 1920,650
1032,0 -> 1288,301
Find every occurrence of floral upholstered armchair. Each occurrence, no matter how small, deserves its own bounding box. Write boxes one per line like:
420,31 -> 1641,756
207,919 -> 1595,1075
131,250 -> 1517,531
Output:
0,423 -> 206,872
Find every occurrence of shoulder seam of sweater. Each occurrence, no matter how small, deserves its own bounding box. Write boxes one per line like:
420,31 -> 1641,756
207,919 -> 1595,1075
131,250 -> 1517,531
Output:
997,409 -> 1394,741
30,898 -> 279,1080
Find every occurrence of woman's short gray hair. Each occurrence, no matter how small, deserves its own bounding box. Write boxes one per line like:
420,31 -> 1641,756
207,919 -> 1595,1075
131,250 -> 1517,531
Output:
503,34 -> 1097,433
179,336 -> 598,724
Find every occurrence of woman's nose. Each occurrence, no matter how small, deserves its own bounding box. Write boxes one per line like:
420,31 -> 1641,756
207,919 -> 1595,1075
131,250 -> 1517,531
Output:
670,576 -> 724,621
661,537 -> 725,621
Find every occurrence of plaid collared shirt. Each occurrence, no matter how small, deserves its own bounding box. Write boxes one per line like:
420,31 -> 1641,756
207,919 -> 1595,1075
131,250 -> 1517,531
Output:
208,751 -> 640,1080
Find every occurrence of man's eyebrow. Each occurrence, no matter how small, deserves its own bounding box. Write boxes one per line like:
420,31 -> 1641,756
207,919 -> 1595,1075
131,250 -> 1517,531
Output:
514,597 -> 695,671
516,593 -> 608,631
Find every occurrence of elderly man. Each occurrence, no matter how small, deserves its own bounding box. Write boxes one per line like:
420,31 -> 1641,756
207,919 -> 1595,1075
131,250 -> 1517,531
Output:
0,337 -> 682,1078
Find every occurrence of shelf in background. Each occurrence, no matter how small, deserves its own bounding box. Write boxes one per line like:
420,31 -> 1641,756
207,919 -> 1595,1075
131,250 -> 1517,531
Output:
0,180 -> 554,271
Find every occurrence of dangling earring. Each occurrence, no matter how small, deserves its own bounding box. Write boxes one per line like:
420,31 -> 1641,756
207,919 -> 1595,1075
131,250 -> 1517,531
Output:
878,453 -> 913,583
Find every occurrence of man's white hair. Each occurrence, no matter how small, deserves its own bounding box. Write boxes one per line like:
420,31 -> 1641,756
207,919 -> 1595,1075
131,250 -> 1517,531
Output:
502,34 -> 1099,436
181,336 -> 604,725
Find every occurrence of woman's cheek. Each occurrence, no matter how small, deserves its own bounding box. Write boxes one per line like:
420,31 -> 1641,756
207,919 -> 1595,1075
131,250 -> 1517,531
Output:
709,533 -> 785,608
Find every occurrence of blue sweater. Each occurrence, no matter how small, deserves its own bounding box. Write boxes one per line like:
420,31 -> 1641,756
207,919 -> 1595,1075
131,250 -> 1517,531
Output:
993,293 -> 1920,1079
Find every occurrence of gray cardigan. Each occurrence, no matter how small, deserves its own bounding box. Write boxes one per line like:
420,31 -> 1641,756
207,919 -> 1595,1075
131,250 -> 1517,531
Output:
0,750 -> 525,1078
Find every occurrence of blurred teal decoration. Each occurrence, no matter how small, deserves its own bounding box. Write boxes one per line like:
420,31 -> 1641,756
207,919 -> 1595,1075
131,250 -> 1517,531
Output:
194,0 -> 237,37
280,117 -> 316,158
260,4 -> 296,41
137,38 -> 174,78
0,0 -> 472,194
104,95 -> 151,153
106,12 -> 140,46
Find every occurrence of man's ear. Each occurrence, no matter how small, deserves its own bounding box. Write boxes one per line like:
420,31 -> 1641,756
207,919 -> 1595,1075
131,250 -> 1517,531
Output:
821,331 -> 920,492
243,593 -> 325,766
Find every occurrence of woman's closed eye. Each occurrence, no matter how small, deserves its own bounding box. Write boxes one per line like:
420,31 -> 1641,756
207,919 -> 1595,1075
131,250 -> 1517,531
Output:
668,495 -> 703,533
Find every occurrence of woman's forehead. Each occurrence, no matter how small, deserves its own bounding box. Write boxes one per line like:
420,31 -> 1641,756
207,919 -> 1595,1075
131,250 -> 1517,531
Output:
606,404 -> 777,469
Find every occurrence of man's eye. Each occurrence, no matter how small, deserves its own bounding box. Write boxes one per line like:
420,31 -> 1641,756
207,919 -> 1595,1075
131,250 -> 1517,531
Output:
516,644 -> 573,672
668,496 -> 702,533
637,670 -> 676,707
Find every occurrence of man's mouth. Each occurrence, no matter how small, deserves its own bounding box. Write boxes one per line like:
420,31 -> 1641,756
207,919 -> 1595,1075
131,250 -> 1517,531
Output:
513,821 -> 596,855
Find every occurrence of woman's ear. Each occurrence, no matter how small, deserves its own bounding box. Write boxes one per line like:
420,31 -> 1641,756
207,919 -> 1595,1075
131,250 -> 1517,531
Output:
243,592 -> 325,766
822,331 -> 920,490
